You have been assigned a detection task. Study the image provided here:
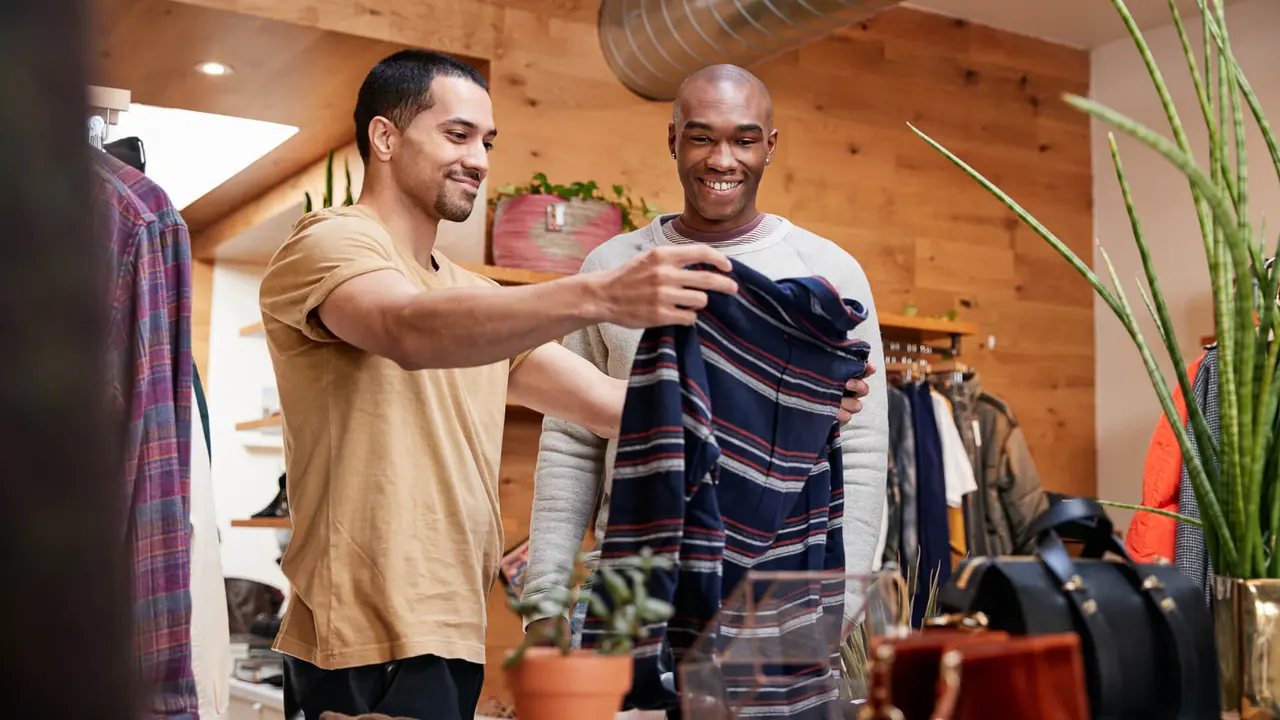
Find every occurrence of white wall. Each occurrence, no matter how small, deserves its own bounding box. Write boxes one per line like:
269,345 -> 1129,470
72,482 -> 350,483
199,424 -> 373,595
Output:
207,262 -> 290,591
1090,0 -> 1280,532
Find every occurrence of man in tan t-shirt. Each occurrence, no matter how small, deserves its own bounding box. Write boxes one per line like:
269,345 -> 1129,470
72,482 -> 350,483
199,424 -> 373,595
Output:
257,50 -> 743,720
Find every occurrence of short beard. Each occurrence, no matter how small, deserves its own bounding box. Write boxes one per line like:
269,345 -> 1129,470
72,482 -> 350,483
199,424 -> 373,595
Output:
435,186 -> 475,223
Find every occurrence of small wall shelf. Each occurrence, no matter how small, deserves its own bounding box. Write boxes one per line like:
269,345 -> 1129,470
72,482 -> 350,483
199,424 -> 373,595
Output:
231,517 -> 291,529
878,312 -> 978,354
236,413 -> 281,432
240,321 -> 265,336
459,263 -> 563,286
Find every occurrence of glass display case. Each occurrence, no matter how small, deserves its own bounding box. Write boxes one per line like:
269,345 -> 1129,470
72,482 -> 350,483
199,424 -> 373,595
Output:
677,570 -> 909,719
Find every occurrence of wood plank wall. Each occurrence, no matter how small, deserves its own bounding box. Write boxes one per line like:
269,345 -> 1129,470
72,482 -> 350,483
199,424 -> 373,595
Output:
175,0 -> 1093,706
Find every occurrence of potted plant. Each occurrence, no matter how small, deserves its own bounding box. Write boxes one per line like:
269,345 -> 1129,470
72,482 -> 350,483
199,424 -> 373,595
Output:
488,172 -> 662,274
911,0 -> 1277,712
503,547 -> 675,720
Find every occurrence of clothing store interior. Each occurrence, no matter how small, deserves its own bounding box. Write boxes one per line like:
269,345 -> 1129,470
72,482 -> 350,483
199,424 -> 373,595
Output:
23,0 -> 1280,718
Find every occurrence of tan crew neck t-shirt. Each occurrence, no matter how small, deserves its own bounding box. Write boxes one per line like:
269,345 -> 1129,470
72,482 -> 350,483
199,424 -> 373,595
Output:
259,204 -> 525,670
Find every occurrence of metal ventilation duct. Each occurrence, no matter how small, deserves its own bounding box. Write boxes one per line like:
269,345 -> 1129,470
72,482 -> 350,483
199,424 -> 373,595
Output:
598,0 -> 903,101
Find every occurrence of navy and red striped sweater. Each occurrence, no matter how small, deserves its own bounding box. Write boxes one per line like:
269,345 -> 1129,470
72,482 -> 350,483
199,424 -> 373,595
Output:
580,258 -> 871,715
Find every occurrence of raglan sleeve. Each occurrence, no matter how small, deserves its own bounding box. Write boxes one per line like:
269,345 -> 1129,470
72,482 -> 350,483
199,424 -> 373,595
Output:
259,215 -> 398,342
827,257 -> 890,610
522,251 -> 614,627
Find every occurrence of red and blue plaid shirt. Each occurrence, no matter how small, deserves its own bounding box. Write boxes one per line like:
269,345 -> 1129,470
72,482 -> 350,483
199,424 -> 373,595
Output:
92,151 -> 197,720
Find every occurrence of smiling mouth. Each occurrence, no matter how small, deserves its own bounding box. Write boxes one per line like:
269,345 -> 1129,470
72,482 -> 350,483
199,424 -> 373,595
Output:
698,178 -> 742,193
451,176 -> 480,190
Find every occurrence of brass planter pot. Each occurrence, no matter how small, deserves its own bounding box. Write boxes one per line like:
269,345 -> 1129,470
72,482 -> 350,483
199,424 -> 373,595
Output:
1214,576 -> 1280,718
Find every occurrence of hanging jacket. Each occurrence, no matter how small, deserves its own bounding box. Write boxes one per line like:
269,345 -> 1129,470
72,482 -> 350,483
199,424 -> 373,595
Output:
931,389 -> 976,568
908,381 -> 950,626
880,432 -> 902,571
1175,346 -> 1217,600
1124,352 -> 1206,564
946,380 -> 990,556
887,386 -> 917,573
947,373 -> 1048,555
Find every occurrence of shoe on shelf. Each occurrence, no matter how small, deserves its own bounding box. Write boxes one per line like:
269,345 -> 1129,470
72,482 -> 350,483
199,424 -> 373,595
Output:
252,472 -> 289,518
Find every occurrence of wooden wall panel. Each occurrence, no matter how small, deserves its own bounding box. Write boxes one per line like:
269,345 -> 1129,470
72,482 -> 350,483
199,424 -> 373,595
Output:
172,0 -> 1094,706
192,259 -> 213,384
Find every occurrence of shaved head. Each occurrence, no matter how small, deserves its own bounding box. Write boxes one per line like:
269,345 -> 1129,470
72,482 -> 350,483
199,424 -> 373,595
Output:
672,64 -> 774,126
668,64 -> 778,233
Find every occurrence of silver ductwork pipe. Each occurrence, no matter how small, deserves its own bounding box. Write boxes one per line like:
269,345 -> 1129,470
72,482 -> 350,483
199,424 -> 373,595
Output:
599,0 -> 903,101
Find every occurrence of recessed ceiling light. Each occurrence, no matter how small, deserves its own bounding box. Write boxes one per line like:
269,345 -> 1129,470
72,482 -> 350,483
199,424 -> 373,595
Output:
195,61 -> 233,76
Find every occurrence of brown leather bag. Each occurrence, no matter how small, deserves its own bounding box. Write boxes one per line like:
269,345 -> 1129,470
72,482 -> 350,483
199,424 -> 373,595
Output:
867,629 -> 1010,720
930,633 -> 1089,720
860,631 -> 1089,720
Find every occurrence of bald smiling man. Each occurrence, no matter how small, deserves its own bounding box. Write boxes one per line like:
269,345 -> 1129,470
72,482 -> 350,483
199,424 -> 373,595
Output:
522,63 -> 890,651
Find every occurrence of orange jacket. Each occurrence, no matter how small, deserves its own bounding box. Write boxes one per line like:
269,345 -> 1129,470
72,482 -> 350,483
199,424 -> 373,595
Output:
1124,352 -> 1206,563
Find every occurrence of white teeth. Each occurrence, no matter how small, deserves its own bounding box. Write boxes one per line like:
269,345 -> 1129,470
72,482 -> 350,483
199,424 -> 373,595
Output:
703,179 -> 741,192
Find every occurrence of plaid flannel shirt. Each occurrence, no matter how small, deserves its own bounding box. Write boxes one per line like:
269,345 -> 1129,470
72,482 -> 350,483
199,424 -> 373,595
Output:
93,151 -> 197,720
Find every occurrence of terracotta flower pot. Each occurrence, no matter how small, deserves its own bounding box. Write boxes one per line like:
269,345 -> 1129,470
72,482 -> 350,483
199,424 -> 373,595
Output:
504,647 -> 633,720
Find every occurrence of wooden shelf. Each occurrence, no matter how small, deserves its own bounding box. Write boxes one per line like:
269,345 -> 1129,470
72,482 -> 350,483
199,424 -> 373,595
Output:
879,313 -> 978,337
236,414 -> 281,432
460,263 -> 564,286
231,517 -> 291,529
879,313 -> 978,354
240,321 -> 264,336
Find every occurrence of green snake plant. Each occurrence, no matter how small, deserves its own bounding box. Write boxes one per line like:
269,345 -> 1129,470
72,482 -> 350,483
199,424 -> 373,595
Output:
303,150 -> 354,214
913,0 -> 1280,579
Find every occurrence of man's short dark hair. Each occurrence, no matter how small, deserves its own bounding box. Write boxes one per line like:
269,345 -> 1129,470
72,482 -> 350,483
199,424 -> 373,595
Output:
353,49 -> 488,163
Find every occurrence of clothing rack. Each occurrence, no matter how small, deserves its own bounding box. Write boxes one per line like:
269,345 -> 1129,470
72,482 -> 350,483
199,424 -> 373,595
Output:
884,341 -> 970,383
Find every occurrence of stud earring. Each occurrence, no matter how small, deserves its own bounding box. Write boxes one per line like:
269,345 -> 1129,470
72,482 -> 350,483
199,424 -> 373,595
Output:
765,157 -> 771,165
671,153 -> 677,159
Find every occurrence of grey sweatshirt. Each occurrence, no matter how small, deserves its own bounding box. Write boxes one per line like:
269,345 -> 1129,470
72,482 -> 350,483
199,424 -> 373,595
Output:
522,214 -> 889,625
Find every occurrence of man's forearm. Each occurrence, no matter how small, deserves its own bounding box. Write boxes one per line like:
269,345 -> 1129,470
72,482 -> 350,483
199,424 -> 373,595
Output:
389,274 -> 604,370
508,343 -> 626,439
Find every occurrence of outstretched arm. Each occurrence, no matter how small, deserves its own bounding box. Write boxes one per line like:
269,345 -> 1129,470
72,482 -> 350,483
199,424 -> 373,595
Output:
314,246 -> 737,371
261,213 -> 738,371
507,342 -> 627,440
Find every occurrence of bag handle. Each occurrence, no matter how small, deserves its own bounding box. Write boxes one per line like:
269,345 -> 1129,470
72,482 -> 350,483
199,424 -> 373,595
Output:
1025,496 -> 1130,561
929,649 -> 961,720
1033,504 -> 1125,718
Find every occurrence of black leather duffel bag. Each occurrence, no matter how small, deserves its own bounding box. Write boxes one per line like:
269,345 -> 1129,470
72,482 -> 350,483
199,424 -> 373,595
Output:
935,497 -> 1219,719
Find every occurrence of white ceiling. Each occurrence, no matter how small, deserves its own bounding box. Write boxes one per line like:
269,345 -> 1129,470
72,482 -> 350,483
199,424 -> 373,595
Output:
905,0 -> 1230,49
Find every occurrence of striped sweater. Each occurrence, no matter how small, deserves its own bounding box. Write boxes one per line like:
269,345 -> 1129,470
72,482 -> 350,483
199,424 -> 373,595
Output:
580,259 -> 871,716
